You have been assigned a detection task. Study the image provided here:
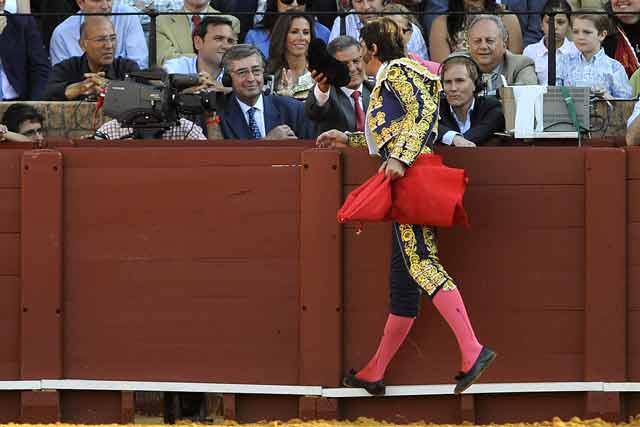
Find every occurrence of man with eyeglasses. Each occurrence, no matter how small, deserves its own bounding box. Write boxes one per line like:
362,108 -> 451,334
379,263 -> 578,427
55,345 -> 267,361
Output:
44,16 -> 140,101
219,44 -> 314,140
163,16 -> 237,87
0,103 -> 44,143
50,0 -> 148,68
305,35 -> 372,135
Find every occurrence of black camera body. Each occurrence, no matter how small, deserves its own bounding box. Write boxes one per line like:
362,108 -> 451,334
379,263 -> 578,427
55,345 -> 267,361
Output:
103,71 -> 221,130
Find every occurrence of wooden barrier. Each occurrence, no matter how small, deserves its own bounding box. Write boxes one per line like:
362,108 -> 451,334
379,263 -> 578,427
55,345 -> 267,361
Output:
1,142 -> 640,423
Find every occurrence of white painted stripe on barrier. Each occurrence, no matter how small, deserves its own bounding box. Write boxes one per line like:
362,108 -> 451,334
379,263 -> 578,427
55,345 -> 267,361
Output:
41,380 -> 322,396
0,380 -> 627,396
0,380 -> 42,390
322,382 -> 605,398
604,383 -> 640,392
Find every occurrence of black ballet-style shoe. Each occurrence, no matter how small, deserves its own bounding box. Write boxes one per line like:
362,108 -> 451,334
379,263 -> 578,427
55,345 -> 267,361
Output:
454,346 -> 497,394
342,369 -> 386,396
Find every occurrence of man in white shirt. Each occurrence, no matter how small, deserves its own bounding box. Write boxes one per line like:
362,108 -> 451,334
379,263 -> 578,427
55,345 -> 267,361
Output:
163,15 -> 237,84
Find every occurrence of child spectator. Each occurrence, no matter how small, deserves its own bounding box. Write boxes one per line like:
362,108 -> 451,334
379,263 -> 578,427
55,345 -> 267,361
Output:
557,11 -> 631,98
523,0 -> 579,84
1,103 -> 44,142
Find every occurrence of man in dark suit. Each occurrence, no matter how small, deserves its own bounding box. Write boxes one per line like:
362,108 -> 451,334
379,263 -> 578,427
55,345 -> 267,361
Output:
305,35 -> 373,136
220,44 -> 314,140
44,16 -> 139,101
437,53 -> 505,147
0,5 -> 50,100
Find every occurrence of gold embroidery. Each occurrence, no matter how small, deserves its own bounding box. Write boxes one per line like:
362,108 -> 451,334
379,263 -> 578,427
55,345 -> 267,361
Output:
346,132 -> 367,147
367,58 -> 441,166
398,223 -> 456,295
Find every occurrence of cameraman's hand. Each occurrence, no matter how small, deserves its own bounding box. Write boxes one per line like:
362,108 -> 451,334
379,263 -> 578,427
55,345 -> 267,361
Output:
310,69 -> 330,93
266,125 -> 297,139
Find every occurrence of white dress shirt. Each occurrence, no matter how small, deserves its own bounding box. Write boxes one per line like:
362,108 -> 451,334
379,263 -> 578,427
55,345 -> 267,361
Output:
0,60 -> 18,101
442,99 -> 475,145
236,95 -> 266,138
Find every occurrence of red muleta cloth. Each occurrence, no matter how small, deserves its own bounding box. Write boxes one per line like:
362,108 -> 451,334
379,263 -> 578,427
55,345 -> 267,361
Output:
337,154 -> 469,227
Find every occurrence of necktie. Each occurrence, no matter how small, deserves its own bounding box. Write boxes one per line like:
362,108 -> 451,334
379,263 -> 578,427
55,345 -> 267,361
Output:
247,107 -> 262,139
191,15 -> 201,42
352,90 -> 364,132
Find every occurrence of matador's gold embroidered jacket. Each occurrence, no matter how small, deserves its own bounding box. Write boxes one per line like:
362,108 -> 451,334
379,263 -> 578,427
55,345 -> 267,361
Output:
347,57 -> 441,166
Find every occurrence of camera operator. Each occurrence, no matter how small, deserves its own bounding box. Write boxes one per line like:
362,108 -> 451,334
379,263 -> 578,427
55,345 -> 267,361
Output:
44,16 -> 140,101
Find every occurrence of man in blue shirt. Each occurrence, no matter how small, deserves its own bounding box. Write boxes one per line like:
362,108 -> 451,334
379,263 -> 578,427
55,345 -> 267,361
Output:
50,0 -> 148,69
163,15 -> 237,85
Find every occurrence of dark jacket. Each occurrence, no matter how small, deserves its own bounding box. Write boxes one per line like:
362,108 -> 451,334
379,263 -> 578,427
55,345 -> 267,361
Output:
304,81 -> 374,136
0,12 -> 51,100
220,94 -> 315,140
44,54 -> 140,101
437,95 -> 505,146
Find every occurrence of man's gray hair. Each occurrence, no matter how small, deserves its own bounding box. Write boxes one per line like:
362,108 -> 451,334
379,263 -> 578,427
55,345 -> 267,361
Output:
327,36 -> 360,57
467,14 -> 509,44
221,44 -> 265,70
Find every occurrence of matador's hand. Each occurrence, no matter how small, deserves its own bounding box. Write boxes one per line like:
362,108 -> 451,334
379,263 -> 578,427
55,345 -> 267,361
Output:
380,157 -> 406,180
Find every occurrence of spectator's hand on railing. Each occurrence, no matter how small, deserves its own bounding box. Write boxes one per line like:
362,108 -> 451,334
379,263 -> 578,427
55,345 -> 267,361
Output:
310,69 -> 330,93
316,129 -> 347,148
452,135 -> 477,147
0,125 -> 31,143
266,125 -> 298,139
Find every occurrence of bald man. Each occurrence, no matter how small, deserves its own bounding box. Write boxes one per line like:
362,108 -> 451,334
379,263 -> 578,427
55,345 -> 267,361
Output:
44,15 -> 140,101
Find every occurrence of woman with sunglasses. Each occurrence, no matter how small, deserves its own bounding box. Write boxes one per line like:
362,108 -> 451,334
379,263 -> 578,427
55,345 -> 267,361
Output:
267,14 -> 316,100
244,0 -> 330,60
428,0 -> 523,63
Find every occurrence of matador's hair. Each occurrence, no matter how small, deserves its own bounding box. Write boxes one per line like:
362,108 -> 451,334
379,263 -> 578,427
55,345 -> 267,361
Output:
360,17 -> 405,63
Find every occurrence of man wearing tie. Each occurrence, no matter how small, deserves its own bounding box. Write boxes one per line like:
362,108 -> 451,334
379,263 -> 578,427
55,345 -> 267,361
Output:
219,44 -> 314,140
305,35 -> 373,135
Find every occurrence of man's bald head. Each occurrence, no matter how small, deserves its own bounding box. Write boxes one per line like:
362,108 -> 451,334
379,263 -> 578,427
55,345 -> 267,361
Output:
79,16 -> 117,70
80,15 -> 114,40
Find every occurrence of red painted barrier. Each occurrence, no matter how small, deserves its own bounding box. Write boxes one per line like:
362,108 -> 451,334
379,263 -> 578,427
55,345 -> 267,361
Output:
0,142 -> 639,423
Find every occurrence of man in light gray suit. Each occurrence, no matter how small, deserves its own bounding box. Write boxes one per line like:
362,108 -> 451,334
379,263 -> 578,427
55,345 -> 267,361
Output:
305,36 -> 374,136
468,14 -> 539,95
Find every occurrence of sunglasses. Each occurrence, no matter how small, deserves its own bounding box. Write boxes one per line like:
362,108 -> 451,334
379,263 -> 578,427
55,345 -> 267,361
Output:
280,0 -> 306,6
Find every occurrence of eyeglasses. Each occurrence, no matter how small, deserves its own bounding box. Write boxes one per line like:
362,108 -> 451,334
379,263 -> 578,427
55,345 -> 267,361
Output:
22,128 -> 44,138
87,34 -> 117,45
280,0 -> 306,6
230,66 -> 264,79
